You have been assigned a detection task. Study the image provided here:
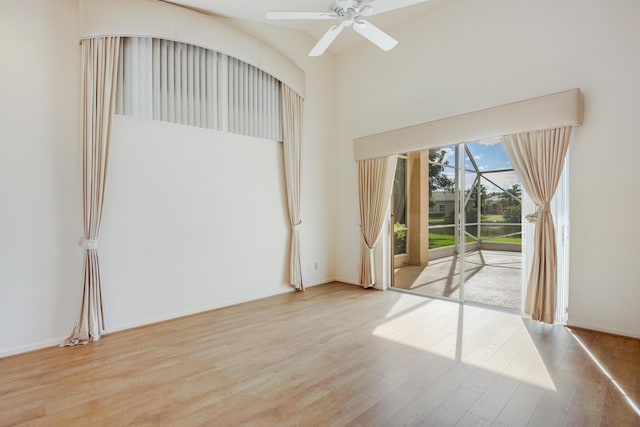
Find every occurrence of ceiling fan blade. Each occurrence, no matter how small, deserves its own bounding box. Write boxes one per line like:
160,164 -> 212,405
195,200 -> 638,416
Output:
266,11 -> 336,20
309,24 -> 344,56
353,20 -> 398,51
364,0 -> 431,16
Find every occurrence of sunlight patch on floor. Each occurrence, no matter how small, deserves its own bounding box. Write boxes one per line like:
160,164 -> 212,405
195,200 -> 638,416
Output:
570,330 -> 640,417
373,294 -> 556,391
383,292 -> 434,319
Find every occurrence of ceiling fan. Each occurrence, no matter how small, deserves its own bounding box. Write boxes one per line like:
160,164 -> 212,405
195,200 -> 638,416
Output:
266,0 -> 429,56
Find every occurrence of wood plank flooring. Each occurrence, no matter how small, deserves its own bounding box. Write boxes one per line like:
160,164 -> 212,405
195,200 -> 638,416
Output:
1,282 -> 638,426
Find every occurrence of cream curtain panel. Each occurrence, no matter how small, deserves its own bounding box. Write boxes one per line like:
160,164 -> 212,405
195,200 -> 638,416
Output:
281,85 -> 304,290
64,37 -> 121,346
358,155 -> 398,288
502,127 -> 572,324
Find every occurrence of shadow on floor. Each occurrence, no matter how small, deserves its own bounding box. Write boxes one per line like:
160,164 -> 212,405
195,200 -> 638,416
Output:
392,250 -> 522,311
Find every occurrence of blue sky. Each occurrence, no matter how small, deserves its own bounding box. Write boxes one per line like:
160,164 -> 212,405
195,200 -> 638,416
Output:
437,138 -> 521,193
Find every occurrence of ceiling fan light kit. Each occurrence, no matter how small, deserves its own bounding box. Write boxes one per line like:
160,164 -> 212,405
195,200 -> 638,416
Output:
266,0 -> 428,56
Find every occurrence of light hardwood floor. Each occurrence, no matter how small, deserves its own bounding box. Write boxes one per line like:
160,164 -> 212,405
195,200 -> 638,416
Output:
1,282 -> 638,426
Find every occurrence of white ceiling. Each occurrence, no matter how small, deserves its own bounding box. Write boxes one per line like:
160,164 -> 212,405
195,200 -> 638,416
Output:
164,0 -> 443,54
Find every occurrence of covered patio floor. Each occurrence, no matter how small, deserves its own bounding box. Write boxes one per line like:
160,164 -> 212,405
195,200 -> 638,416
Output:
392,250 -> 522,311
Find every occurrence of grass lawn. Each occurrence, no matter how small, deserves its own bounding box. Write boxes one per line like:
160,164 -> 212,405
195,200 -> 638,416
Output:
428,217 -> 447,224
429,233 -> 476,248
484,236 -> 522,243
429,233 -> 522,247
481,214 -> 506,222
431,215 -> 507,225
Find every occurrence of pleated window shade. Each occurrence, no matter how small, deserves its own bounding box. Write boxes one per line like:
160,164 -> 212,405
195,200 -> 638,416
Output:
115,37 -> 282,141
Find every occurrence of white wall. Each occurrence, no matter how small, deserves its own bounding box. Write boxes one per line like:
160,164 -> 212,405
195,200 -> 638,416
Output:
335,0 -> 640,337
0,1 -> 337,356
0,0 -> 82,356
224,18 -> 338,287
101,117 -> 291,330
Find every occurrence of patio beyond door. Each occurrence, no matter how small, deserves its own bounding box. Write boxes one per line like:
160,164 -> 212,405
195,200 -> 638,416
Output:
391,140 -> 524,312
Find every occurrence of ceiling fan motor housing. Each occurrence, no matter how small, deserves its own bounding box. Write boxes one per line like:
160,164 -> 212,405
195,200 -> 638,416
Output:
337,8 -> 357,26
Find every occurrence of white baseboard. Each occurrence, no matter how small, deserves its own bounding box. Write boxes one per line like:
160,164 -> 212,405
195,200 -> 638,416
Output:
107,277 -> 341,333
566,321 -> 640,339
106,285 -> 302,334
303,277 -> 336,287
1,277 -> 364,358
334,277 -> 360,286
0,336 -> 67,358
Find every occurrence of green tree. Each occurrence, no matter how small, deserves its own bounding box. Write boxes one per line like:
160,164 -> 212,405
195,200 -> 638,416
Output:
392,158 -> 407,225
501,184 -> 522,223
501,184 -> 522,208
429,149 -> 454,207
462,184 -> 488,223
467,184 -> 488,209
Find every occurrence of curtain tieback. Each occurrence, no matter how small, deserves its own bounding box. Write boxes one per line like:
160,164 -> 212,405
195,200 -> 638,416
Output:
293,220 -> 302,230
80,238 -> 99,250
358,224 -> 378,286
359,232 -> 376,263
367,246 -> 376,286
525,201 -> 551,223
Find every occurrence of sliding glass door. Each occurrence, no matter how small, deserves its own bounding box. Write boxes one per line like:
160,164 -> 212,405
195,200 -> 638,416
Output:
391,140 -> 524,312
